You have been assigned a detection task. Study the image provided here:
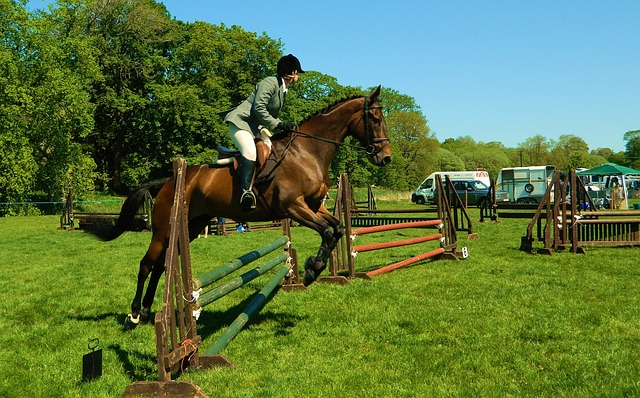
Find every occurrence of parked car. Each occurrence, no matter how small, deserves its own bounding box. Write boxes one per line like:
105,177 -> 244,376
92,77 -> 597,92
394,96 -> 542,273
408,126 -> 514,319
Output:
411,170 -> 491,205
430,180 -> 510,207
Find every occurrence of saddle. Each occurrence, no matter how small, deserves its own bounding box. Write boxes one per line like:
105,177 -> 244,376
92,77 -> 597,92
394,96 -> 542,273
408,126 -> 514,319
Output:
214,140 -> 280,186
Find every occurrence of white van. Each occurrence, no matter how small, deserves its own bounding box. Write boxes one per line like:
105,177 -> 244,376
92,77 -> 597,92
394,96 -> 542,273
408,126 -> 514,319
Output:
411,170 -> 491,205
496,165 -> 556,204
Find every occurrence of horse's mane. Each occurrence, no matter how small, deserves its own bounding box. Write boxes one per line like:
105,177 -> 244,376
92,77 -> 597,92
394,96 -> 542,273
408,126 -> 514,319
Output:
299,95 -> 362,125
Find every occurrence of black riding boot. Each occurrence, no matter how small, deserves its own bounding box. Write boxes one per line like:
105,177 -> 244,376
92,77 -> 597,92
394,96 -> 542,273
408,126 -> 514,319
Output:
237,157 -> 256,210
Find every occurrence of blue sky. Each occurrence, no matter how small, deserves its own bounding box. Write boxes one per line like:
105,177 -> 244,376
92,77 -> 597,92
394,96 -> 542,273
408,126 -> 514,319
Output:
29,0 -> 639,152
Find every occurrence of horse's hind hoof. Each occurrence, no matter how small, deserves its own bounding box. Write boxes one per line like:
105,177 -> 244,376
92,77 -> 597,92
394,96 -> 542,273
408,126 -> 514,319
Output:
303,256 -> 319,286
124,314 -> 140,331
303,269 -> 317,286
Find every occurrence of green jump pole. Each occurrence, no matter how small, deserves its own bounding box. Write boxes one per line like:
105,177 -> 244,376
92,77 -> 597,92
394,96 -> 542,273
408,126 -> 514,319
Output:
204,263 -> 291,356
196,252 -> 289,308
193,236 -> 289,289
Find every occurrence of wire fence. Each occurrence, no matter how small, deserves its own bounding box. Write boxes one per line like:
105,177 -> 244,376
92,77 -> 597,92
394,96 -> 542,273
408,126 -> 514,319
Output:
0,199 -> 125,216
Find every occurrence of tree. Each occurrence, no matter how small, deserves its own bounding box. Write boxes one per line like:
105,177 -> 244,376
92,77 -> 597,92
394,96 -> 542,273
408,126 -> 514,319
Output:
434,148 -> 465,171
624,130 -> 640,169
518,135 -> 551,166
384,110 -> 438,189
0,0 -> 97,215
0,2 -> 38,214
548,134 -> 590,171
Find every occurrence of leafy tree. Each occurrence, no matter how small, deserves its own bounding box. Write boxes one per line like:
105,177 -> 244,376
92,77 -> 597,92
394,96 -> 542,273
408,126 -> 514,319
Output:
434,148 -> 465,171
579,153 -> 608,169
548,134 -> 590,171
624,130 -> 640,169
0,0 -> 97,215
0,0 -> 36,214
169,21 -> 283,161
440,137 -> 512,180
518,135 -> 551,166
384,110 -> 438,189
461,147 -> 511,182
0,9 -> 38,213
283,71 -> 358,123
607,151 -> 628,167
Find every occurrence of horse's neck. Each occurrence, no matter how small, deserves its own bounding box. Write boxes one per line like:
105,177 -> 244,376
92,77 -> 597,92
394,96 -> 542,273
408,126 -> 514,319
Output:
272,98 -> 362,171
303,98 -> 362,143
298,106 -> 359,167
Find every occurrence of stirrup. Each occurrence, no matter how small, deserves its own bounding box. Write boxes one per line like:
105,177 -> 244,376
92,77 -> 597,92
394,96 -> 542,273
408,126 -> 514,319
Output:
240,189 -> 256,210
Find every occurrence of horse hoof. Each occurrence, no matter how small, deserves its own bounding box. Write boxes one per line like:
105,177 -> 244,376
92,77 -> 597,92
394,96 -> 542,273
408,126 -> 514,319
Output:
303,269 -> 317,286
304,256 -> 315,270
124,314 -> 140,331
139,308 -> 151,324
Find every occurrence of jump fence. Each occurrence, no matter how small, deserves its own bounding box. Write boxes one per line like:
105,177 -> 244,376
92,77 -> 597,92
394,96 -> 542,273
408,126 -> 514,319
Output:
520,169 -> 640,254
324,173 -> 458,283
124,158 -> 301,397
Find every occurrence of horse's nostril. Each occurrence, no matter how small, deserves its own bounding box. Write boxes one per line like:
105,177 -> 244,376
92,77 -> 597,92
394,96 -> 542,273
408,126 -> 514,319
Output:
383,156 -> 391,165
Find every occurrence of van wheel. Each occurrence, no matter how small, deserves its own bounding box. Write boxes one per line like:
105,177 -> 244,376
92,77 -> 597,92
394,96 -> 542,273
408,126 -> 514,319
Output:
415,197 -> 425,205
517,197 -> 538,204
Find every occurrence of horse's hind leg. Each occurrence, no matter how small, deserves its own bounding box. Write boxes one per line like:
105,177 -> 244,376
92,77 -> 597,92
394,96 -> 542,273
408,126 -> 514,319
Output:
139,253 -> 166,323
126,216 -> 209,329
126,238 -> 165,330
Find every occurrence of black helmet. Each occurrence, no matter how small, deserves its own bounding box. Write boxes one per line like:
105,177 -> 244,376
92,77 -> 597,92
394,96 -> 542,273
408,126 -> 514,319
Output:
277,54 -> 304,77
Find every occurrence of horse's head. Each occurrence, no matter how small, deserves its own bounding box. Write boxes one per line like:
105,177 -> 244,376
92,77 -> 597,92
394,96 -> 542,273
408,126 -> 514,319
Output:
355,86 -> 392,166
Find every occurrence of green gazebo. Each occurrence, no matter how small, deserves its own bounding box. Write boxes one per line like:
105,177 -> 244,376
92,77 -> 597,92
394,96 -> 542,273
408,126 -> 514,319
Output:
577,163 -> 640,209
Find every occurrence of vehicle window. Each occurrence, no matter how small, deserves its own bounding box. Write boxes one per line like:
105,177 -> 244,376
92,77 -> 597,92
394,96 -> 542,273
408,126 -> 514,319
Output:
453,181 -> 465,190
469,181 -> 488,190
530,170 -> 545,180
420,179 -> 433,189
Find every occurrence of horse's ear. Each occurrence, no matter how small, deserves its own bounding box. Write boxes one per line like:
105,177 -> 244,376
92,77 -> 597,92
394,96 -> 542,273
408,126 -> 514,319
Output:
368,85 -> 381,102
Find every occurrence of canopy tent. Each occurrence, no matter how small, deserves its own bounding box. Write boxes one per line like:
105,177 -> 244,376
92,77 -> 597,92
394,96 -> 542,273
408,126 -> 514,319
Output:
577,163 -> 640,208
576,162 -> 640,176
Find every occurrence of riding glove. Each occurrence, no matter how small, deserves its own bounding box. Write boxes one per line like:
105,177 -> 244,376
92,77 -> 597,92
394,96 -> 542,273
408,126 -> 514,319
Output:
276,121 -> 297,132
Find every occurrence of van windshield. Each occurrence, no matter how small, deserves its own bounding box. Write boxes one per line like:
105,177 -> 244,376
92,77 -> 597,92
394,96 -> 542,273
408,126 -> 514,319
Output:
420,179 -> 433,189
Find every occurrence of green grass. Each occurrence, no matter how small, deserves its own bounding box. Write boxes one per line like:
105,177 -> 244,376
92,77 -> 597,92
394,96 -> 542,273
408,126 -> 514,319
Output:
0,199 -> 639,397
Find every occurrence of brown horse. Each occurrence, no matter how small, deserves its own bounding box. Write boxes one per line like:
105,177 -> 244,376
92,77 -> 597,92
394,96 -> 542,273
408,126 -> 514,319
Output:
89,86 -> 391,328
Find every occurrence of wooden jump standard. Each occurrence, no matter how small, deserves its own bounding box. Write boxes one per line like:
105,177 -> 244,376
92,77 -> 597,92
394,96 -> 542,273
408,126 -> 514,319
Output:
123,159 -> 301,397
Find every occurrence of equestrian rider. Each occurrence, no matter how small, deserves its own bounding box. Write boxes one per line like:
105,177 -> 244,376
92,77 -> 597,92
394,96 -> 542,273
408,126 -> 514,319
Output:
224,54 -> 304,210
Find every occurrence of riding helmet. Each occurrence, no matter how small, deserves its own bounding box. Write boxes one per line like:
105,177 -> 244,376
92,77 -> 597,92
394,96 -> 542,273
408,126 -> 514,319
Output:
277,54 -> 305,77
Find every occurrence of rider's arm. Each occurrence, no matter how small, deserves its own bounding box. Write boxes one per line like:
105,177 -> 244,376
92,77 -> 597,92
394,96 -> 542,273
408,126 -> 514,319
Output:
251,77 -> 283,131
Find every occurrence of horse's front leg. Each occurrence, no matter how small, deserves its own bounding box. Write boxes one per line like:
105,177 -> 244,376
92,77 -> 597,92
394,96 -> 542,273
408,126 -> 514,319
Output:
289,202 -> 343,286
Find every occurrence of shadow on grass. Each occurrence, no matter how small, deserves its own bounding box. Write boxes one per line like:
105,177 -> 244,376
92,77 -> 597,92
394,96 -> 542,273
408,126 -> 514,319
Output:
196,287 -> 307,342
108,343 -> 156,381
70,287 -> 306,381
70,311 -> 140,331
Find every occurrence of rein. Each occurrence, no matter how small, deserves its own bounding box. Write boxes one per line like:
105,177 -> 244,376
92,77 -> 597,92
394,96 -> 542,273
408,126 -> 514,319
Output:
287,96 -> 390,156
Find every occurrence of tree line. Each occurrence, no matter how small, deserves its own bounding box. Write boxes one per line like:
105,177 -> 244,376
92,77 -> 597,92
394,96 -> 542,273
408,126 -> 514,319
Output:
1,0 -> 637,215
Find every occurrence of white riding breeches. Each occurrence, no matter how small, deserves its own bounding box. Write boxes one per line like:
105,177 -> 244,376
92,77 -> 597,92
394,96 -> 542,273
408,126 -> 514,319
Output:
229,124 -> 273,161
229,124 -> 256,161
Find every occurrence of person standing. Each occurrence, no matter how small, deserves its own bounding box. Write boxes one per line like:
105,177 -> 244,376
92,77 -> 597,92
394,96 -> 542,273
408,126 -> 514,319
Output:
224,54 -> 304,210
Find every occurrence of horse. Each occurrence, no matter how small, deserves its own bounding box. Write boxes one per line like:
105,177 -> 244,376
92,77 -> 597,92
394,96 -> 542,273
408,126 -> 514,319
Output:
88,85 -> 391,329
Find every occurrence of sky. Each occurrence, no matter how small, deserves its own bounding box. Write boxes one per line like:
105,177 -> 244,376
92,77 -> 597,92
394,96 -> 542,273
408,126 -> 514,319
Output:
28,0 -> 639,152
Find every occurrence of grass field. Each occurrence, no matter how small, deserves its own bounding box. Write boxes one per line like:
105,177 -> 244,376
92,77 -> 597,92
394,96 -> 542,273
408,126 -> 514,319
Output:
1,195 -> 639,397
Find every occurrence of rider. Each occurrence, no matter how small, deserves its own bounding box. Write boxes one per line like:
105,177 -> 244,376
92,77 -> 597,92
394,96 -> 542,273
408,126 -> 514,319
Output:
224,54 -> 304,210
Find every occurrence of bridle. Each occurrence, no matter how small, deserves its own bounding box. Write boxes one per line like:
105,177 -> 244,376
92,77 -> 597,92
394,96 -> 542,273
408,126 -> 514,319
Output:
288,96 -> 391,156
362,95 -> 391,156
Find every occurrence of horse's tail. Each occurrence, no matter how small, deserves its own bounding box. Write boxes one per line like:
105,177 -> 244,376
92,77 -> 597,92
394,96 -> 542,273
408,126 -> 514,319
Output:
85,177 -> 170,241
